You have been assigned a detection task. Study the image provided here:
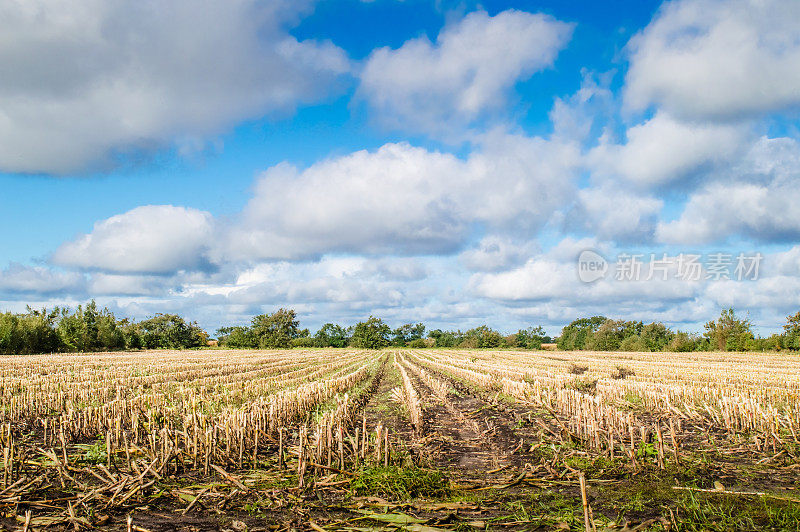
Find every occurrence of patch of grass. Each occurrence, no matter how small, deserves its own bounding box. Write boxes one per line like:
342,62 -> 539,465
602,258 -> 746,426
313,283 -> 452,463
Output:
494,392 -> 517,405
624,390 -> 643,406
594,477 -> 676,522
675,491 -> 800,531
563,455 -> 630,478
350,465 -> 452,500
498,491 -> 581,528
74,436 -> 107,464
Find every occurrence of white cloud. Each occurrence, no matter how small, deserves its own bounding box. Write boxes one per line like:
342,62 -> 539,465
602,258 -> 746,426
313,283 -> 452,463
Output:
771,245 -> 800,276
701,246 -> 800,322
357,9 -> 573,136
52,205 -> 214,274
460,236 -> 539,272
656,136 -> 800,244
588,112 -> 748,187
88,273 -> 174,296
0,0 -> 349,174
656,182 -> 800,244
625,0 -> 800,120
221,135 -> 579,260
0,263 -> 84,295
470,256 -> 575,301
549,71 -> 614,142
179,257 -> 443,323
470,245 -> 700,304
574,186 -> 663,241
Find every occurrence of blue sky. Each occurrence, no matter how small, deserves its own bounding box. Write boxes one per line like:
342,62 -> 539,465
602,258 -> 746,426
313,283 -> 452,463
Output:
1,0 -> 799,336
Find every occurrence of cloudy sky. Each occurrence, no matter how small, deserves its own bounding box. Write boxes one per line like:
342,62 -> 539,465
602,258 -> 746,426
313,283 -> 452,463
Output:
1,0 -> 799,336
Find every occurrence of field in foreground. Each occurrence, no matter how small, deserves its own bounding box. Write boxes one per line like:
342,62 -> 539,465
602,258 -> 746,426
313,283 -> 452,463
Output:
0,349 -> 799,531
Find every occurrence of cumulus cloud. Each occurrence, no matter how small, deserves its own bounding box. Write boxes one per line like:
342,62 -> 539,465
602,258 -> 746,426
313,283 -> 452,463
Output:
771,245 -> 800,276
470,256 -> 576,302
0,263 -> 84,295
470,245 -> 700,305
357,9 -> 573,136
656,136 -> 800,244
588,112 -> 749,187
460,236 -> 539,272
176,257 -> 445,325
88,274 -> 176,296
549,71 -> 615,142
52,205 -> 214,274
656,182 -> 800,244
0,0 -> 350,174
573,186 -> 663,241
468,241 -> 735,334
701,246 -> 800,325
220,135 -> 579,261
625,0 -> 800,120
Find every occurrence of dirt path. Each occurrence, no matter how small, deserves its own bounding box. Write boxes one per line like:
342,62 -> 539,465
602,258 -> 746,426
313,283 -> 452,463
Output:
407,368 -> 522,473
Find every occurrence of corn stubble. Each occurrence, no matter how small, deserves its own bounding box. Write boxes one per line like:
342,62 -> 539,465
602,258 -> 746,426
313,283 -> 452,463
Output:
0,347 -> 797,527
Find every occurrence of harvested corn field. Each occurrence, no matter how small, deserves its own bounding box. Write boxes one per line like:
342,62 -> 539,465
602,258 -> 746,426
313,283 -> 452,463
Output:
1,349 -> 799,531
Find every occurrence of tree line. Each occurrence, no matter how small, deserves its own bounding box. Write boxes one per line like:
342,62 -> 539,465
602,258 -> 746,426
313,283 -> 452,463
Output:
0,301 -> 207,355
557,308 -> 800,352
216,310 -> 552,349
1,301 -> 799,354
216,307 -> 800,353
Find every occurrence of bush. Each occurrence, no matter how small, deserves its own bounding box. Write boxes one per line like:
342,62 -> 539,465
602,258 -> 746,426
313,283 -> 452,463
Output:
291,337 -> 315,348
619,335 -> 648,352
408,338 -> 427,348
667,332 -> 698,352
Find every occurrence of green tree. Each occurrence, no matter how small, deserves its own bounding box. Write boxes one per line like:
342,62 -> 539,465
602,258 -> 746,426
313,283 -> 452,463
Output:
216,325 -> 257,348
251,309 -> 300,349
784,311 -> 800,350
428,329 -> 458,348
619,335 -> 648,352
314,323 -> 350,348
584,320 -> 643,351
704,308 -> 753,351
391,323 -> 426,346
118,318 -> 143,350
138,314 -> 207,349
515,326 -> 551,349
0,308 -> 61,354
350,316 -> 391,349
667,331 -> 700,352
481,330 -> 503,348
0,313 -> 21,355
640,322 -> 675,351
557,316 -> 606,350
458,326 -> 502,348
